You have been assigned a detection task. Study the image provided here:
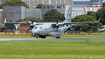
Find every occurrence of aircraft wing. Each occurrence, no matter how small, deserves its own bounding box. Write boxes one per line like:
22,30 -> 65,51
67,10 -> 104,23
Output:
58,17 -> 101,26
64,21 -> 98,25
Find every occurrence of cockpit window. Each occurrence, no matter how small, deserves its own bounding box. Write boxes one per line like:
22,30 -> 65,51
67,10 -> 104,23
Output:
34,27 -> 37,29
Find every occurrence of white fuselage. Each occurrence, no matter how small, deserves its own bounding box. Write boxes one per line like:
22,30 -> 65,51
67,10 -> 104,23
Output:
31,23 -> 70,37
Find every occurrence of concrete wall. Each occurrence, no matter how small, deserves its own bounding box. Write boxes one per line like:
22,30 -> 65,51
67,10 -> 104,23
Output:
3,6 -> 42,23
21,6 -> 26,20
3,6 -> 24,22
25,9 -> 42,17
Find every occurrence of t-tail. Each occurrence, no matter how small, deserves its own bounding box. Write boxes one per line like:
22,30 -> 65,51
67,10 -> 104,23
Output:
63,6 -> 72,23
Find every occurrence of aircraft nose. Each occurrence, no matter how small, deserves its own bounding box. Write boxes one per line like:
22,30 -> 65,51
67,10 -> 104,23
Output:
32,29 -> 39,34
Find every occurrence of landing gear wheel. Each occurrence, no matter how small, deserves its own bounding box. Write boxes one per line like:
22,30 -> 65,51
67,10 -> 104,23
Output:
56,37 -> 60,39
33,34 -> 36,37
36,35 -> 39,39
42,36 -> 46,39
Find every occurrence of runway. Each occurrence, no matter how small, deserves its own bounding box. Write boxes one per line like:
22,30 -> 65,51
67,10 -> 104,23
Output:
0,38 -> 105,41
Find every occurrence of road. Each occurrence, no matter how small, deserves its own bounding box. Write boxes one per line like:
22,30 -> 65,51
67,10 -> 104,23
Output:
0,38 -> 105,41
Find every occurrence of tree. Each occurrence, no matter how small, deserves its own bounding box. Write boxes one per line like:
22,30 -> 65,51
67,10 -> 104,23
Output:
35,4 -> 43,9
102,2 -> 105,7
16,19 -> 23,22
87,11 -> 96,18
16,17 -> 44,22
72,14 -> 102,32
44,9 -> 65,22
0,0 -> 29,9
95,7 -> 105,25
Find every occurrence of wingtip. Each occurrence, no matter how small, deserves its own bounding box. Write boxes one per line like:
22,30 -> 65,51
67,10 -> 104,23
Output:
98,17 -> 101,22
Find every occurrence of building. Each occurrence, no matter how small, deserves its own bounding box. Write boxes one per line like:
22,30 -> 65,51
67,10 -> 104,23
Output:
0,9 -> 3,24
41,4 -> 101,18
2,3 -> 102,23
3,6 -> 26,22
41,4 -> 70,18
25,9 -> 41,17
0,0 -> 10,4
89,0 -> 103,7
73,1 -> 89,7
3,6 -> 42,22
0,0 -> 5,4
72,7 -> 101,18
21,0 -> 73,9
73,0 -> 103,7
0,0 -> 103,8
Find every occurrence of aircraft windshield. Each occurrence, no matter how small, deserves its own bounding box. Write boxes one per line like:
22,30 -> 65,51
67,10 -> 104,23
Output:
34,27 -> 37,29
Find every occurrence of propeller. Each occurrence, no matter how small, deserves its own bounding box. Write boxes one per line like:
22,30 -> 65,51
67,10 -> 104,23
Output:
56,18 -> 59,32
32,20 -> 34,24
26,20 -> 34,32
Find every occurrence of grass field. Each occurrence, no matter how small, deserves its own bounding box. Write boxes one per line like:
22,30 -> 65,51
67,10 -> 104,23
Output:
0,34 -> 105,59
0,34 -> 105,39
0,41 -> 105,59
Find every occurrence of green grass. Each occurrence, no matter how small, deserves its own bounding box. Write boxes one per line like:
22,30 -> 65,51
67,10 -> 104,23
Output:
0,41 -> 105,59
0,34 -> 105,39
0,35 -> 33,38
60,34 -> 105,39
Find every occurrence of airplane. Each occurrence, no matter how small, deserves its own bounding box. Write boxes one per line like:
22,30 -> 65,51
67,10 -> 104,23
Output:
27,6 -> 101,39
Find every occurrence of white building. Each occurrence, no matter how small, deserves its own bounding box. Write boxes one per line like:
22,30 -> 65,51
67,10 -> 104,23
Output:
41,5 -> 101,18
72,7 -> 101,18
21,0 -> 73,9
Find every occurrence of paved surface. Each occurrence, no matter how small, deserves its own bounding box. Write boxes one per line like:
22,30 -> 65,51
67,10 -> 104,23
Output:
0,38 -> 105,41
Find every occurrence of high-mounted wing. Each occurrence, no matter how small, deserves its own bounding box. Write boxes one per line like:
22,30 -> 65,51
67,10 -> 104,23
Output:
58,17 -> 101,26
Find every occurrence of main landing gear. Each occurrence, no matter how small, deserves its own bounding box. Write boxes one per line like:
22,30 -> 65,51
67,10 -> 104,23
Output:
56,37 -> 60,39
36,35 -> 46,39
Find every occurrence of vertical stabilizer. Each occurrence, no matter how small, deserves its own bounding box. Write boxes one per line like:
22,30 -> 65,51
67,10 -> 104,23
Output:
63,6 -> 72,23
4,18 -> 6,23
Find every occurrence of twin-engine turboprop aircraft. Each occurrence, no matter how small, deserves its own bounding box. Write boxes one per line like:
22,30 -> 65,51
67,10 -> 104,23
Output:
28,6 -> 100,39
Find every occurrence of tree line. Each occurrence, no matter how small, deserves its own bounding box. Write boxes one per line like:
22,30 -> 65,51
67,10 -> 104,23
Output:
71,2 -> 105,32
0,0 -> 29,9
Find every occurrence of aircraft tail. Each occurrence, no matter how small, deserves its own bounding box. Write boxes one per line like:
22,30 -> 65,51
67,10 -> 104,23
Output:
4,18 -> 6,23
63,6 -> 72,23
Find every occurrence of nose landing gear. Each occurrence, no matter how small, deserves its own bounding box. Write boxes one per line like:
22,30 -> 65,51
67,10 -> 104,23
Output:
32,34 -> 36,37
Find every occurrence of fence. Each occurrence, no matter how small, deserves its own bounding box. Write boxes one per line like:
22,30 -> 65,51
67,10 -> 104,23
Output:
0,32 -> 32,35
0,32 -> 95,35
